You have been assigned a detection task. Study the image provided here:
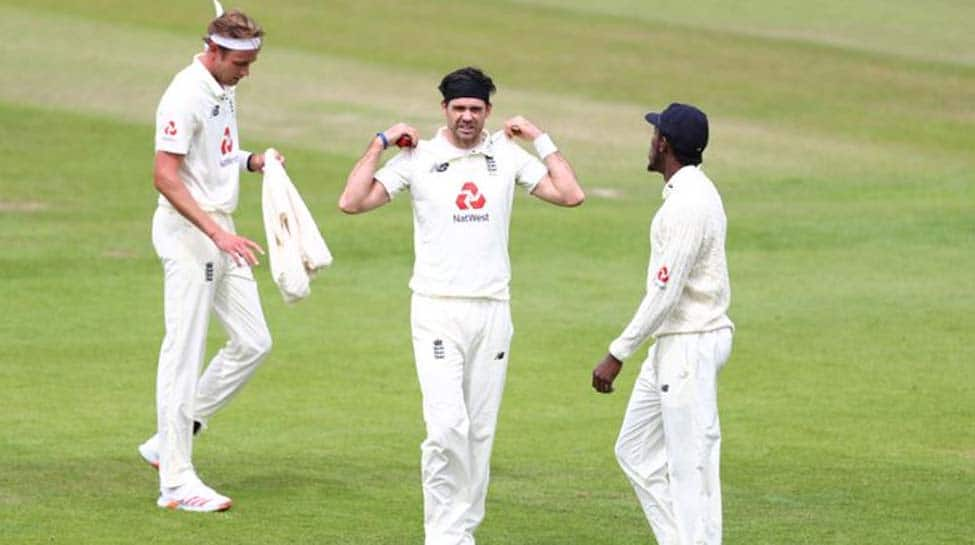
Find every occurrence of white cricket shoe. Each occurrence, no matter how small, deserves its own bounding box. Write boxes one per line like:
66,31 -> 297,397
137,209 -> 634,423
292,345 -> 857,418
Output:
157,477 -> 232,512
137,434 -> 160,469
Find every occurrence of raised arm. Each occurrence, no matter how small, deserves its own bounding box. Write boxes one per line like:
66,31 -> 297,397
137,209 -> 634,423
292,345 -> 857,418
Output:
338,123 -> 418,214
504,116 -> 584,207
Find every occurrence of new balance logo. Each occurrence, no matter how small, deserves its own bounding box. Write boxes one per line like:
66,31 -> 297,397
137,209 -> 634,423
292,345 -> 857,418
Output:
433,339 -> 445,360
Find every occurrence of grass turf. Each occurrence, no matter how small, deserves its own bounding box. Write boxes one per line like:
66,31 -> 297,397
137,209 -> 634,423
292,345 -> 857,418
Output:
0,1 -> 972,544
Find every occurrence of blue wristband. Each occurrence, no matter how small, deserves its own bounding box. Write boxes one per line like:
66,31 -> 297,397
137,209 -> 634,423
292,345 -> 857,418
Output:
376,132 -> 389,149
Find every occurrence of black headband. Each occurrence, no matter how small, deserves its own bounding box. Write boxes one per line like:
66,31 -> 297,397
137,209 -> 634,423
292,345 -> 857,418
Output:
441,79 -> 492,104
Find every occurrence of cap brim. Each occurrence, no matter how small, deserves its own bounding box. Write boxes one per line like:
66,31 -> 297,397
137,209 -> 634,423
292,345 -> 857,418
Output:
644,112 -> 661,126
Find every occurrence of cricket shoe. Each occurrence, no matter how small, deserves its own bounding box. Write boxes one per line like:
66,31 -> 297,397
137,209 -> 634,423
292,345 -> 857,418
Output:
157,477 -> 232,512
137,434 -> 160,469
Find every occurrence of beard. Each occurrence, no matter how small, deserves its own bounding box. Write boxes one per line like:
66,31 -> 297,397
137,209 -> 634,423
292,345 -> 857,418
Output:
647,150 -> 661,173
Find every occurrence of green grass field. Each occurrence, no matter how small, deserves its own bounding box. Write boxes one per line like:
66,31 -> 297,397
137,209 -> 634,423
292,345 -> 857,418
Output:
1,1 -> 973,544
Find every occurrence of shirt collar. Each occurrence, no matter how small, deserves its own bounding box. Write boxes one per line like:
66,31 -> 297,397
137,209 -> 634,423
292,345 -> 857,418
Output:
661,165 -> 700,200
191,54 -> 228,100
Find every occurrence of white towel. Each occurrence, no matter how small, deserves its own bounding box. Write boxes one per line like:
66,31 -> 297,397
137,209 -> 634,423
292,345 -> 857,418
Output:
261,149 -> 333,303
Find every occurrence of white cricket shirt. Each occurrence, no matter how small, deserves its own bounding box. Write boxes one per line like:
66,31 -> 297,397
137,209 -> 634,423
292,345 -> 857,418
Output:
375,128 -> 548,300
609,165 -> 734,361
155,55 -> 250,214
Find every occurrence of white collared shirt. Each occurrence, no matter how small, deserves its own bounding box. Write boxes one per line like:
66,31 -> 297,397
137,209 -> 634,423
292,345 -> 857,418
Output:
609,165 -> 734,361
375,128 -> 548,300
155,55 -> 249,213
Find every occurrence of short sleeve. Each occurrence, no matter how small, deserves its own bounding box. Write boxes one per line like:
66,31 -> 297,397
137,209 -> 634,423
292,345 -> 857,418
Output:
374,150 -> 414,199
155,89 -> 196,155
508,140 -> 547,193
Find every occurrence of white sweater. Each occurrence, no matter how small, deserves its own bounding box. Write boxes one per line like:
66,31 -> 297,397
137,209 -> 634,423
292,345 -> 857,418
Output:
609,165 -> 734,362
261,150 -> 333,303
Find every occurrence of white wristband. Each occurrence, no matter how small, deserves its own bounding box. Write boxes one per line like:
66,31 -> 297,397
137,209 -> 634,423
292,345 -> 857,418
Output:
533,133 -> 558,159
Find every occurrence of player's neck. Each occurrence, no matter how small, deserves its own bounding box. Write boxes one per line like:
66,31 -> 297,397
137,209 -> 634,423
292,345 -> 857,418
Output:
663,154 -> 696,182
661,163 -> 680,182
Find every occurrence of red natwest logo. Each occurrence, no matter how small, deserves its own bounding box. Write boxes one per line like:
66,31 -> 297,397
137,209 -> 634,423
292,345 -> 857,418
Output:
656,266 -> 670,284
163,121 -> 177,136
220,126 -> 234,155
455,182 -> 486,210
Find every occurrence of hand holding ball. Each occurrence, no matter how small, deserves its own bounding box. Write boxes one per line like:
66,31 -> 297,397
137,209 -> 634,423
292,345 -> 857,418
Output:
395,135 -> 413,148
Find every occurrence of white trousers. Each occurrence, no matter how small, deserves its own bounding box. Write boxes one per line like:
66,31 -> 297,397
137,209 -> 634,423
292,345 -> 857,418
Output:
615,328 -> 733,545
152,206 -> 272,488
411,294 -> 513,545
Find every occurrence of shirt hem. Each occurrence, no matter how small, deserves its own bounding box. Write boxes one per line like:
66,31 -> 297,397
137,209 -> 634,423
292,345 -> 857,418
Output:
411,289 -> 510,302
653,322 -> 735,338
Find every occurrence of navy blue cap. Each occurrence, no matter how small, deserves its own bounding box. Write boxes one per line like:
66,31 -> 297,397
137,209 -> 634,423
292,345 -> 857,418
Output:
644,103 -> 709,162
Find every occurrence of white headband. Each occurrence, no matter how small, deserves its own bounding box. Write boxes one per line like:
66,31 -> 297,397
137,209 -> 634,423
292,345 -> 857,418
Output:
207,1 -> 260,51
208,33 -> 262,51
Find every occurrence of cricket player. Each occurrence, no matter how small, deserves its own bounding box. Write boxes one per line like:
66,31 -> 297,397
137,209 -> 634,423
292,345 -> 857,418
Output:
591,103 -> 734,545
138,8 -> 275,512
339,66 -> 585,545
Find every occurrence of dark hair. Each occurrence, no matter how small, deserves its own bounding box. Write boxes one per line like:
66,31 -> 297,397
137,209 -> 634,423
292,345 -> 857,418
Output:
438,67 -> 496,104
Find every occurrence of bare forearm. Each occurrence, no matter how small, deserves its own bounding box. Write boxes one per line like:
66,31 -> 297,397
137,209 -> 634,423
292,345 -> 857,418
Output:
543,152 -> 584,206
152,150 -> 263,266
154,172 -> 222,238
338,138 -> 386,213
507,117 -> 586,207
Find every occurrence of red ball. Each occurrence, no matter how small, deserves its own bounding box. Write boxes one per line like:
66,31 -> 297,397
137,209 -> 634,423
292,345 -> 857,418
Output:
395,135 -> 413,148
